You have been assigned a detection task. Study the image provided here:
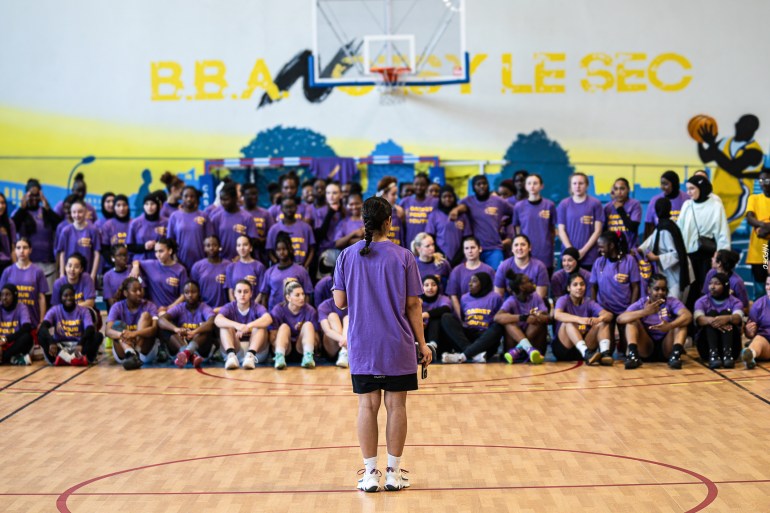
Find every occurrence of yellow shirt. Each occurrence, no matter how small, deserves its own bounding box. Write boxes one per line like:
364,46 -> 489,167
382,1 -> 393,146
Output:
746,193 -> 770,264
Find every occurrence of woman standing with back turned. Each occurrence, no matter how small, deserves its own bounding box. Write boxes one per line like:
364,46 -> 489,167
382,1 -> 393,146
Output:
334,196 -> 432,493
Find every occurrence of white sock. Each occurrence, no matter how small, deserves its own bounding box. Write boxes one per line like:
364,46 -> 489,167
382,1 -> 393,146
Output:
576,341 -> 587,357
517,338 -> 532,351
750,348 -> 757,358
364,456 -> 377,474
599,339 -> 611,353
387,453 -> 401,472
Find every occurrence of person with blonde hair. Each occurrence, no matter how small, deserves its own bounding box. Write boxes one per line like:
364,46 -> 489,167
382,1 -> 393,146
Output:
269,279 -> 319,370
410,232 -> 450,283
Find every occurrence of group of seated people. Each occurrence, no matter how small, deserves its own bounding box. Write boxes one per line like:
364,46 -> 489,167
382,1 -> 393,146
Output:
0,166 -> 769,372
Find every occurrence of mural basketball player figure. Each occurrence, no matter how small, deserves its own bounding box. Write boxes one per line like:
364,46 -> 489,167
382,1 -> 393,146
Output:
694,114 -> 764,231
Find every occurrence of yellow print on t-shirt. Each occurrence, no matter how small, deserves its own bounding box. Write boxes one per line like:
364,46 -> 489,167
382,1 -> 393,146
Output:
253,218 -> 267,237
538,209 -> 551,220
194,216 -> 206,226
465,307 -> 491,329
78,237 -> 92,248
166,277 -> 180,287
244,274 -> 256,285
111,232 -> 128,245
484,207 -> 499,217
16,285 -> 34,306
291,237 -> 307,258
407,206 -> 433,225
181,322 -> 201,330
57,319 -> 84,339
0,320 -> 20,335
154,226 -> 167,236
216,273 -> 226,284
614,273 -> 629,284
388,225 -> 401,244
233,223 -> 247,235
606,214 -> 627,232
580,215 -> 594,225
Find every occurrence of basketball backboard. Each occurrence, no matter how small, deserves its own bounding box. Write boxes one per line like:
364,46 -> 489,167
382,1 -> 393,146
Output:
310,0 -> 468,87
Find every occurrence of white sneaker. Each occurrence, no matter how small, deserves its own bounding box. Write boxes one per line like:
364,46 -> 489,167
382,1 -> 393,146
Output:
442,352 -> 465,364
471,353 -> 486,363
336,347 -> 349,368
225,352 -> 239,370
242,352 -> 257,370
384,467 -> 410,491
357,468 -> 381,493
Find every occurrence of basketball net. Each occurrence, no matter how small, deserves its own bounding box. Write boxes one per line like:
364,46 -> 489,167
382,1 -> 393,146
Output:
371,67 -> 410,105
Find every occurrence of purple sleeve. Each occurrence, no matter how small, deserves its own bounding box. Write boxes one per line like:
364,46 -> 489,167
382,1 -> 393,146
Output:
445,268 -> 459,296
219,302 -> 234,320
494,260 -> 509,289
589,301 -> 605,317
554,295 -> 570,311
258,269 -> 270,295
306,222 -> 316,246
669,297 -> 687,317
734,280 -> 750,309
424,213 -> 436,236
500,297 -> 517,314
730,296 -> 744,313
300,268 -> 313,294
589,264 -> 599,286
694,296 -> 708,313
200,303 -> 215,320
461,213 -> 472,237
628,257 -> 641,284
593,199 -> 605,224
81,307 -> 93,330
90,226 -> 102,254
536,263 -> 550,287
82,275 -> 97,300
500,199 -> 514,218
179,267 -> 189,291
166,215 -> 176,241
556,200 -> 567,227
265,225 -> 278,251
404,253 -> 423,297
629,201 -> 642,222
107,303 -> 122,323
333,252 -> 346,292
44,308 -> 56,325
269,304 -> 283,327
164,303 -> 183,324
36,267 -> 49,295
145,301 -> 159,317
626,298 -> 643,313
533,295 -> 547,312
749,300 -> 761,324
244,213 -> 259,240
644,197 -> 657,224
51,280 -> 61,306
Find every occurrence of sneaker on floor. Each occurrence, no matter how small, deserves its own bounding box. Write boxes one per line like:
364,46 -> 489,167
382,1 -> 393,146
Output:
441,352 -> 464,364
336,347 -> 349,368
301,351 -> 315,369
122,352 -> 142,371
624,353 -> 642,370
600,350 -> 614,366
174,350 -> 189,368
156,344 -> 169,363
667,354 -> 682,370
274,353 -> 287,370
503,346 -> 527,364
21,354 -> 32,366
242,352 -> 257,370
741,348 -> 756,370
527,347 -> 544,364
70,355 -> 89,367
584,348 -> 601,366
192,353 -> 204,368
54,355 -> 70,366
471,352 -> 486,363
384,467 -> 410,491
612,350 -> 626,362
357,468 -> 381,493
224,352 -> 240,370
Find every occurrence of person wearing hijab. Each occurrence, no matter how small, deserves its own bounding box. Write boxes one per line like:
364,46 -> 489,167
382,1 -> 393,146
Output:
677,175 -> 730,311
643,171 -> 690,240
127,192 -> 168,261
693,272 -> 744,369
638,197 -> 693,300
0,284 -> 34,365
95,192 -> 115,230
440,271 -> 504,363
425,185 -> 471,266
420,274 -> 452,357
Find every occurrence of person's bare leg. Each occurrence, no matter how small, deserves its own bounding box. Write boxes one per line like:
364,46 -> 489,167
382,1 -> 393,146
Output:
358,390 -> 382,458
384,391 -> 408,458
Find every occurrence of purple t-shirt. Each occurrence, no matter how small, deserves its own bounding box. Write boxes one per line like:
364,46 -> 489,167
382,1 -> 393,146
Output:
55,224 -> 102,272
266,221 -> 316,265
164,301 -> 214,330
557,196 -> 605,265
694,294 -> 744,316
268,203 -> 313,224
0,264 -> 49,326
139,260 -> 188,307
399,196 -> 439,248
101,218 -> 130,247
333,218 -> 364,247
460,291 -> 503,331
259,263 -> 314,311
554,295 -> 605,335
191,259 -> 231,308
127,215 -> 168,260
11,206 -> 55,262
226,259 -> 266,299
645,191 -> 688,225
0,303 -> 31,336
701,269 -> 750,310
317,297 -> 347,322
51,275 -> 96,306
161,201 -> 180,220
313,205 -> 344,252
269,303 -> 319,337
445,262 -> 496,297
500,292 -> 547,330
334,240 -> 423,376
107,299 -> 159,330
314,275 -> 333,306
166,210 -> 214,270
512,198 -> 557,267
749,295 -> 770,339
425,209 -> 471,263
218,300 -> 269,325
44,305 -> 93,342
626,296 -> 687,341
102,268 -> 132,303
550,268 -> 592,299
604,199 -> 642,249
415,258 -> 451,282
389,208 -> 406,247
421,294 -> 452,325
460,196 -> 514,251
212,209 -> 258,260
494,257 -> 550,290
244,207 -> 274,240
589,255 -> 641,314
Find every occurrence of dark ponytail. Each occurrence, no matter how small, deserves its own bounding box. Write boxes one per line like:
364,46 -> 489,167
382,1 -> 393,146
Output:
599,230 -> 628,259
360,197 -> 392,256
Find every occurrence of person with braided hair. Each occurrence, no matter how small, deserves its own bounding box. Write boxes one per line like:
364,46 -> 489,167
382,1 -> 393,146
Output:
333,196 -> 432,493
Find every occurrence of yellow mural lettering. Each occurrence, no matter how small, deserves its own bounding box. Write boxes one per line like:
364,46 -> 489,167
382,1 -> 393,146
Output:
648,53 -> 692,91
616,53 -> 647,92
444,53 -> 487,94
194,60 -> 228,100
240,58 -> 285,100
501,54 -> 533,93
150,61 -> 184,101
580,53 -> 614,92
534,53 -> 566,93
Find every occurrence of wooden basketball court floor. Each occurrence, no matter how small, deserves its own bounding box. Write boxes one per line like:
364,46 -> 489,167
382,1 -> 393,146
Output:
2,349 -> 770,513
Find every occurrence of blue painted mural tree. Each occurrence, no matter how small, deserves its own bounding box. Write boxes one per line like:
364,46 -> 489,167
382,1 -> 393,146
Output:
500,129 -> 574,204
239,125 -> 337,206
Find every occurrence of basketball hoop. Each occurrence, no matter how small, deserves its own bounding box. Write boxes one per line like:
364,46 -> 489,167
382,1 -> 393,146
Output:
371,66 -> 410,105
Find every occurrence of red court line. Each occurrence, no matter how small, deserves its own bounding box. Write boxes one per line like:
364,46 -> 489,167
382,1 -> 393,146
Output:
54,444 -> 718,513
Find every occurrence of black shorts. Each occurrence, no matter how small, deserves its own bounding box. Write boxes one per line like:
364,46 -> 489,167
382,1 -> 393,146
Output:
641,339 -> 667,363
551,338 -> 582,361
351,373 -> 418,394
